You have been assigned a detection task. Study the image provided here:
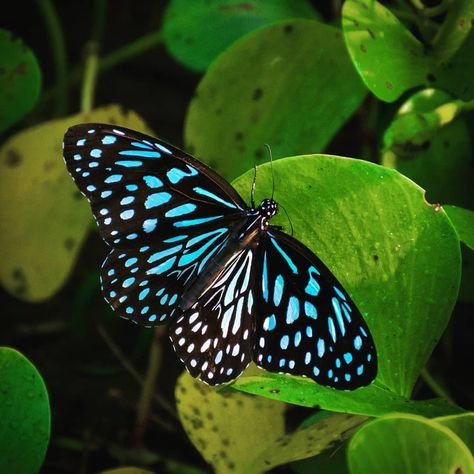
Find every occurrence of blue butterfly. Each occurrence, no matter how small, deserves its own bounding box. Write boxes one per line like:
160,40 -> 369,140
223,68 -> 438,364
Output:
63,124 -> 377,388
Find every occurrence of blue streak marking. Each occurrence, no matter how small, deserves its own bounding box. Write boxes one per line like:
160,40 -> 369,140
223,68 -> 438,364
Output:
178,229 -> 224,267
317,338 -> 325,357
149,315 -> 157,322
286,296 -> 300,324
102,135 -> 116,144
164,235 -> 188,243
306,326 -> 313,337
148,245 -> 182,263
280,335 -> 289,350
116,160 -> 143,167
148,256 -> 177,275
332,297 -> 346,336
273,275 -> 284,306
143,218 -> 158,233
328,317 -> 337,343
173,215 -> 222,227
119,150 -> 161,158
127,233 -> 138,240
264,314 -> 276,331
305,266 -> 320,296
360,327 -> 368,337
169,294 -> 178,306
262,252 -> 269,302
155,143 -> 172,154
304,301 -> 317,319
105,174 -> 122,183
336,358 -> 341,368
186,228 -> 226,248
294,331 -> 302,347
271,238 -> 298,274
193,186 -> 237,209
165,203 -> 197,218
139,288 -> 150,301
143,175 -> 163,188
145,192 -> 172,209
167,165 -> 198,184
333,286 -> 347,301
342,304 -> 352,323
131,141 -> 152,149
354,336 -> 362,350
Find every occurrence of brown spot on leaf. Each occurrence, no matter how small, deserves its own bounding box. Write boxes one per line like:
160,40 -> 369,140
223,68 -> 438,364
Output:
385,81 -> 393,90
373,255 -> 379,261
5,149 -> 22,167
219,2 -> 253,11
64,238 -> 75,251
252,88 -> 263,101
426,73 -> 436,82
367,28 -> 375,39
254,148 -> 264,161
235,131 -> 244,141
360,44 -> 367,53
284,24 -> 294,34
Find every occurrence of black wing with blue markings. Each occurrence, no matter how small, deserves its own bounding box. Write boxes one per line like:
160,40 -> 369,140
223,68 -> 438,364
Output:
253,228 -> 377,389
63,124 -> 248,325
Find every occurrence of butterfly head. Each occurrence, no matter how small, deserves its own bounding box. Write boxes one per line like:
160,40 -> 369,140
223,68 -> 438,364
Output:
258,198 -> 278,220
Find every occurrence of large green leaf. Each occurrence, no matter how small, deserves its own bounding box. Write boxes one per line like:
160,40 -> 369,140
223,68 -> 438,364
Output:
176,371 -> 366,473
436,413 -> 474,454
0,105 -> 152,302
342,0 -> 474,102
445,206 -> 474,251
230,154 -> 460,403
0,28 -> 41,133
0,347 -> 50,474
347,414 -> 474,474
162,0 -> 318,72
185,19 -> 367,180
382,89 -> 474,209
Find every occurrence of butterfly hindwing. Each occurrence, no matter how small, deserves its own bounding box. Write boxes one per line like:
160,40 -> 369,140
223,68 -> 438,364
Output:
253,229 -> 377,389
169,247 -> 256,385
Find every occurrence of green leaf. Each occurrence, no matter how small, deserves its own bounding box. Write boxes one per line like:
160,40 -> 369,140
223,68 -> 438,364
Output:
436,413 -> 474,454
0,347 -> 50,474
162,0 -> 318,72
185,19 -> 367,180
382,89 -> 474,209
347,414 -> 474,474
231,154 -> 461,400
342,0 -> 474,102
176,370 -> 367,473
0,105 -> 152,302
176,370 -> 286,474
444,206 -> 474,251
0,28 -> 41,133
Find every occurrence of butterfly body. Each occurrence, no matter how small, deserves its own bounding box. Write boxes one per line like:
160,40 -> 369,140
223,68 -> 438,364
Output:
63,123 -> 377,388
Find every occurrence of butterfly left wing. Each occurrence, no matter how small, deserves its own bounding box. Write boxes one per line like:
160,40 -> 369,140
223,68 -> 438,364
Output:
169,247 -> 256,385
63,123 -> 249,326
253,229 -> 377,390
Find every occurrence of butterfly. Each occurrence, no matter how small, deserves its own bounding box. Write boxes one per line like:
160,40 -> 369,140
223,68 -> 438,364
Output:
63,123 -> 377,389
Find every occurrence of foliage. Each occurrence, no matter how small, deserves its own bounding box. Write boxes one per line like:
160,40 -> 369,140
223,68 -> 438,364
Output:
0,1 -> 473,473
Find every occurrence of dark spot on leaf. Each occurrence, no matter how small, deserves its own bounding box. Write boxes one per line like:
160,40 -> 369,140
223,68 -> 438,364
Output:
454,468 -> 463,474
235,131 -> 244,141
222,438 -> 230,446
264,459 -> 271,465
12,61 -> 27,77
43,160 -> 55,172
64,238 -> 75,251
270,389 -> 280,394
227,462 -> 235,470
14,284 -> 27,296
192,406 -> 201,416
284,24 -> 294,34
459,18 -> 465,27
385,81 -> 393,90
5,149 -> 21,167
254,148 -> 264,161
179,384 -> 187,394
252,88 -> 263,101
360,44 -> 367,53
443,140 -> 450,148
191,418 -> 203,429
211,425 -> 218,432
219,450 -> 227,459
0,67 -> 5,75
219,2 -> 253,11
12,267 -> 26,281
187,144 -> 195,155
373,255 -> 379,261
196,437 -> 207,449
215,108 -> 223,116
426,73 -> 436,82
236,399 -> 243,407
206,412 -> 213,420
108,117 -> 116,125
73,190 -> 82,200
185,37 -> 194,45
367,28 -> 375,39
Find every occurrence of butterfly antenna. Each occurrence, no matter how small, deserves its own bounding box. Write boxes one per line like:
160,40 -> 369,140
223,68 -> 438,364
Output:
250,163 -> 257,208
264,144 -> 275,199
279,204 -> 294,236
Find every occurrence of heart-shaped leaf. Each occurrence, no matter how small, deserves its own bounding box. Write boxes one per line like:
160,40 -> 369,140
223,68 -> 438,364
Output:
230,154 -> 460,402
162,0 -> 318,71
185,19 -> 367,180
0,105 -> 152,301
0,347 -> 50,474
0,28 -> 41,133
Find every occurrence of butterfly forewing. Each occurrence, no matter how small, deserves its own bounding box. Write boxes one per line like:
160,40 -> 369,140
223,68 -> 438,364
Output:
169,247 -> 256,385
63,124 -> 246,249
253,229 -> 377,389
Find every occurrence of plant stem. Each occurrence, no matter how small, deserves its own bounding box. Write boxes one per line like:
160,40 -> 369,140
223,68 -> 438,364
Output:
80,42 -> 99,113
133,326 -> 166,447
421,368 -> 455,404
37,0 -> 68,116
96,325 -> 177,419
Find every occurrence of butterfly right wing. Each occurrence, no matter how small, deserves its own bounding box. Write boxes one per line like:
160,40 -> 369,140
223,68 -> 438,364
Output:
169,247 -> 256,385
